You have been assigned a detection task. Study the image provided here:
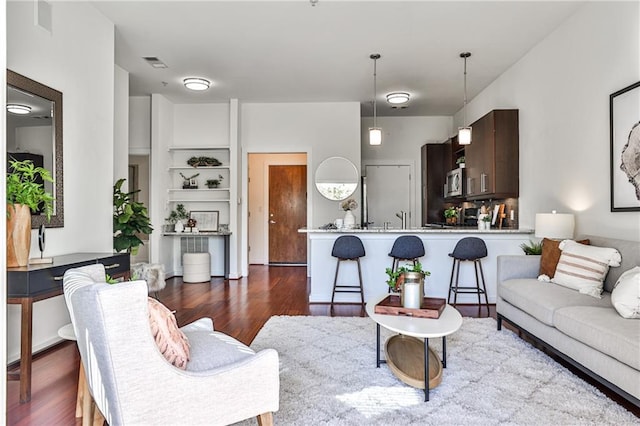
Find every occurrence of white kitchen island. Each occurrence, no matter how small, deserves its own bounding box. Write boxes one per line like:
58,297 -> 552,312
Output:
300,228 -> 533,304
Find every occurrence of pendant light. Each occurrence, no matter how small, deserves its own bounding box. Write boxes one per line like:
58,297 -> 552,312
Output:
369,53 -> 382,146
458,52 -> 472,145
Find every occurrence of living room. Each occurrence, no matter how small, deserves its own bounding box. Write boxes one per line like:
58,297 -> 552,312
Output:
3,0 -> 639,423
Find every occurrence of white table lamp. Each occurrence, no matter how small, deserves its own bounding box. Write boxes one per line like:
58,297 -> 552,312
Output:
534,211 -> 575,239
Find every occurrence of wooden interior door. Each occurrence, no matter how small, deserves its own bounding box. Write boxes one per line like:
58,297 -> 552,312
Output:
268,165 -> 307,264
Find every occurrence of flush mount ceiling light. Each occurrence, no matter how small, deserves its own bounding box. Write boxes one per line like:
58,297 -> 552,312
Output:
183,78 -> 210,91
386,92 -> 410,105
458,52 -> 472,145
369,53 -> 382,146
6,104 -> 31,115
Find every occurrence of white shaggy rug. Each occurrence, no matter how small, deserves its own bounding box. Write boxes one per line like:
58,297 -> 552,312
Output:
238,316 -> 637,425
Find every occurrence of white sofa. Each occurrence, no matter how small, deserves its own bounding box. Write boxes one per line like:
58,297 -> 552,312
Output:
496,235 -> 639,408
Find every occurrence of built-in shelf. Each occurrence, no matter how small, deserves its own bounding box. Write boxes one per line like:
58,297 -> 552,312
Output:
167,188 -> 229,192
167,146 -> 230,151
168,166 -> 229,171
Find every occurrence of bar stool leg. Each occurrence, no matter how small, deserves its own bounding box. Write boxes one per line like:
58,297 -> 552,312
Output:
330,260 -> 341,310
447,260 -> 456,303
478,260 -> 490,316
453,259 -> 461,306
474,260 -> 482,307
356,258 -> 365,307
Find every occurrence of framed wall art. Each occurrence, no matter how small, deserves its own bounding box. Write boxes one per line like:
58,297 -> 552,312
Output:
189,210 -> 219,232
610,80 -> 640,212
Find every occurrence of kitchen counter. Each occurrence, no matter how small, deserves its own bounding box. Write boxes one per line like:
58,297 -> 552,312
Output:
300,228 -> 533,304
300,227 -> 532,234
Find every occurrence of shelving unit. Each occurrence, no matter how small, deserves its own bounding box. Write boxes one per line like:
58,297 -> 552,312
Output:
166,146 -> 231,225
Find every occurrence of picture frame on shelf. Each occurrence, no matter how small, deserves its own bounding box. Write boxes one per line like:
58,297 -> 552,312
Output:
610,80 -> 640,212
190,210 -> 219,232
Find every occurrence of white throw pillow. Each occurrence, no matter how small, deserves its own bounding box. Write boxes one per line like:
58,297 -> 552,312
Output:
551,240 -> 622,298
611,266 -> 640,319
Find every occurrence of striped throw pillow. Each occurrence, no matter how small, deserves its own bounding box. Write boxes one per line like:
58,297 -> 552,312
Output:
551,240 -> 622,298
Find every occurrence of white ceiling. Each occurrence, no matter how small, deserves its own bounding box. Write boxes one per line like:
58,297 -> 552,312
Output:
91,1 -> 584,117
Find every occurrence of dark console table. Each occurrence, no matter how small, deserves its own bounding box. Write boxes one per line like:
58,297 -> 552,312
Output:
7,252 -> 130,403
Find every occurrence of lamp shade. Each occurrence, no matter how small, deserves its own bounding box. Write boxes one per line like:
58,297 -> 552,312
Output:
458,127 -> 472,145
535,212 -> 575,239
369,127 -> 382,146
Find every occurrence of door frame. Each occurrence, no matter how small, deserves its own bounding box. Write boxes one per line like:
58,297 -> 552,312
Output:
362,159 -> 418,228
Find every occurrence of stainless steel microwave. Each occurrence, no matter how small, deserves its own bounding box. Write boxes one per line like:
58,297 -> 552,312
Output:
445,168 -> 463,198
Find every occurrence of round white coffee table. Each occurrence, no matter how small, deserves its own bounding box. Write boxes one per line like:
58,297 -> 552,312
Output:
365,293 -> 463,401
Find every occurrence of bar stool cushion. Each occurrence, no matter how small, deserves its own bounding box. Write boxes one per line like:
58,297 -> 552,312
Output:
332,235 -> 365,260
388,235 -> 425,260
449,237 -> 487,260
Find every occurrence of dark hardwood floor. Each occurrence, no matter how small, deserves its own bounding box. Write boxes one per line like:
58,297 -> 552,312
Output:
6,265 -> 638,424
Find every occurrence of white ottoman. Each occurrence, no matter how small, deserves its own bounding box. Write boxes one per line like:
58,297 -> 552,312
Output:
182,252 -> 211,283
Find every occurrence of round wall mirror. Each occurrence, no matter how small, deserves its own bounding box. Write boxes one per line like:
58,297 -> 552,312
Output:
315,156 -> 359,201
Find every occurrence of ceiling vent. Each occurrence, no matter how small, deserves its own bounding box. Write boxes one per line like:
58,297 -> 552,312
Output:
143,57 -> 168,69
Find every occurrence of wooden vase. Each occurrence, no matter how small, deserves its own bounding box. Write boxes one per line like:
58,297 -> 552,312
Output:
7,204 -> 32,267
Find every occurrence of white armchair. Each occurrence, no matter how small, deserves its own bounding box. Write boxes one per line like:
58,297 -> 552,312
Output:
63,264 -> 279,426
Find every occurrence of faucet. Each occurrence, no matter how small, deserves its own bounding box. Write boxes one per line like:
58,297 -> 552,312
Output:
396,211 -> 407,229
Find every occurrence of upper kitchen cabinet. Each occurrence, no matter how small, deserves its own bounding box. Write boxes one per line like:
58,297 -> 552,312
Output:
421,143 -> 451,225
464,109 -> 519,200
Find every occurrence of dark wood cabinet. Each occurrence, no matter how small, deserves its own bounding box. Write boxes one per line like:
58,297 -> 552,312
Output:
464,109 -> 519,200
421,143 -> 450,225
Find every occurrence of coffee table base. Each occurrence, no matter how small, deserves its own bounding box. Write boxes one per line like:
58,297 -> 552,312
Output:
376,324 -> 448,401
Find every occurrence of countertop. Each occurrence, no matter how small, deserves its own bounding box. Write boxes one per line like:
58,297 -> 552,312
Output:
299,227 -> 533,234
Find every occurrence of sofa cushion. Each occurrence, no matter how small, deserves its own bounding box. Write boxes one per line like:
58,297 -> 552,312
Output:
499,278 -> 612,326
551,240 -> 621,298
611,266 -> 640,319
539,238 -> 589,278
185,330 -> 255,372
554,306 -> 640,370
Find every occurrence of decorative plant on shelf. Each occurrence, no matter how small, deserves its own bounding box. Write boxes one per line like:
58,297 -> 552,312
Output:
456,156 -> 466,167
206,175 -> 224,189
187,156 -> 222,167
179,172 -> 200,189
165,203 -> 189,225
444,207 -> 458,224
6,158 -> 55,267
113,178 -> 153,255
520,240 -> 543,255
385,261 -> 430,292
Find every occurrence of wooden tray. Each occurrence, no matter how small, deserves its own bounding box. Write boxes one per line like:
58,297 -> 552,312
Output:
374,295 -> 446,318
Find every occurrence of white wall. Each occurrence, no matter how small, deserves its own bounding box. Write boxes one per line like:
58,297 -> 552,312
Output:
114,65 -> 129,183
129,96 -> 151,155
453,1 -> 640,241
6,1 -> 115,361
361,116 -> 453,227
241,102 -> 361,275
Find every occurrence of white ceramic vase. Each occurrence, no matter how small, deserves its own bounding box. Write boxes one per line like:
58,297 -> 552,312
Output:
174,221 -> 184,233
343,210 -> 356,229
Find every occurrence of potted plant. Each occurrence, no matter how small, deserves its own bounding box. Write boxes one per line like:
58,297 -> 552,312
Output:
385,262 -> 431,308
520,240 -> 543,255
6,158 -> 54,267
206,175 -> 224,189
113,178 -> 153,255
444,207 -> 458,225
385,261 -> 430,292
456,156 -> 466,168
165,203 -> 189,232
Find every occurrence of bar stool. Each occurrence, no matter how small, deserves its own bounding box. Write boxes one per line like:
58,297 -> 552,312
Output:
388,235 -> 425,274
447,237 -> 490,315
330,235 -> 366,311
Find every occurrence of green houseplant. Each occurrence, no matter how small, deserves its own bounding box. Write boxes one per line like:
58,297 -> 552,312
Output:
165,204 -> 189,225
385,261 -> 431,292
444,207 -> 458,224
113,178 -> 153,255
6,158 -> 54,267
520,239 -> 543,255
206,175 -> 224,189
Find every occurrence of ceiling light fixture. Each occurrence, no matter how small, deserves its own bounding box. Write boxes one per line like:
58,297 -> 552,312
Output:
369,53 -> 382,146
458,52 -> 472,145
6,104 -> 31,115
183,78 -> 210,91
386,92 -> 410,105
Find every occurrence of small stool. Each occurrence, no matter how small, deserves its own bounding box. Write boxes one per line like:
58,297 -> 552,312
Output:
58,324 -> 105,426
388,235 -> 425,274
330,235 -> 366,310
131,262 -> 166,298
182,252 -> 211,283
447,237 -> 490,315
